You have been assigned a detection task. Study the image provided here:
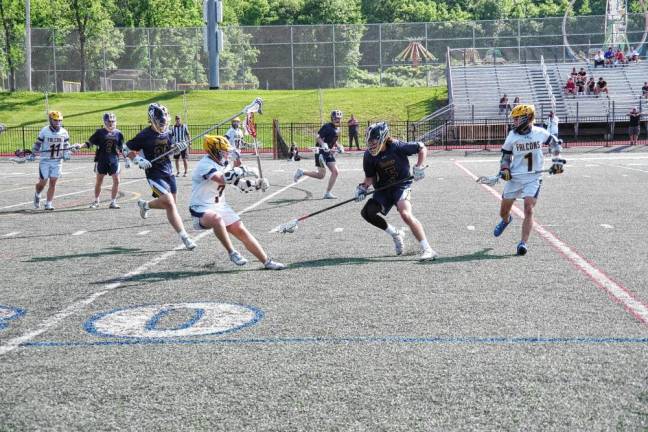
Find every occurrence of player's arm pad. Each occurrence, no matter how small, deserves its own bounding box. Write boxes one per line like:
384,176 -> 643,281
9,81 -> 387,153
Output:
500,149 -> 513,169
545,135 -> 562,156
223,167 -> 245,184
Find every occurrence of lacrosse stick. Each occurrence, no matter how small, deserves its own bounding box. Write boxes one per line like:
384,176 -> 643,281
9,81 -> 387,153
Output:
243,110 -> 264,186
476,168 -> 562,186
149,97 -> 264,164
270,176 -> 415,234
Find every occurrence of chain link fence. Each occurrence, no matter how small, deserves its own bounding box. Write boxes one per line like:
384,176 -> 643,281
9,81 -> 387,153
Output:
2,14 -> 647,92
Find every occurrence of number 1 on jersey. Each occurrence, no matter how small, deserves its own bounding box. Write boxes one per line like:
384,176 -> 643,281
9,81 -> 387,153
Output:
524,152 -> 533,172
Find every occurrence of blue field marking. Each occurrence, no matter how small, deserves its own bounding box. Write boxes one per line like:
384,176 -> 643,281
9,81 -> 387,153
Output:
19,335 -> 648,349
84,302 -> 263,339
0,305 -> 26,330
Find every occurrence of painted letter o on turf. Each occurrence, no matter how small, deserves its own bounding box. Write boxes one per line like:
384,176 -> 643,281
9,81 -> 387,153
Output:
84,302 -> 262,338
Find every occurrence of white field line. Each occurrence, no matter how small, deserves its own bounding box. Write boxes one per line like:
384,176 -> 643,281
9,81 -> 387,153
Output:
460,155 -> 648,163
0,179 -> 140,210
600,224 -> 614,229
71,231 -> 86,236
2,231 -> 20,237
454,161 -> 648,326
599,163 -> 648,174
0,177 -> 307,356
137,230 -> 151,236
0,179 -> 96,195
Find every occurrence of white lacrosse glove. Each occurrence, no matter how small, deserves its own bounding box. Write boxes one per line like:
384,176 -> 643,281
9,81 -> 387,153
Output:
355,183 -> 369,202
133,155 -> 152,170
70,143 -> 82,152
549,158 -> 566,175
223,167 -> 245,184
124,157 -> 132,169
257,178 -> 270,192
413,165 -> 426,181
62,150 -> 72,161
236,178 -> 258,193
174,141 -> 189,155
337,144 -> 345,154
26,153 -> 36,161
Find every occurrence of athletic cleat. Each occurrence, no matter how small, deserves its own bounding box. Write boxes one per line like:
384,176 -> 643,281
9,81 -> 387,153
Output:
176,172 -> 180,177
182,236 -> 196,250
493,215 -> 513,237
420,248 -> 439,261
109,201 -> 120,209
516,241 -> 528,256
229,250 -> 248,266
183,172 -> 187,177
33,194 -> 41,209
293,168 -> 304,183
44,203 -> 54,211
323,191 -> 338,199
264,259 -> 286,270
392,230 -> 405,255
137,199 -> 150,219
89,201 -> 100,209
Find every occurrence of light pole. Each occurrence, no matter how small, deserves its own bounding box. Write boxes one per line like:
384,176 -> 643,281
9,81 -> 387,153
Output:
206,0 -> 222,89
25,0 -> 32,91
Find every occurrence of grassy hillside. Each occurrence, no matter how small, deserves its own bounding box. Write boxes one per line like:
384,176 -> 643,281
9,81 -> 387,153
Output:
0,87 -> 447,127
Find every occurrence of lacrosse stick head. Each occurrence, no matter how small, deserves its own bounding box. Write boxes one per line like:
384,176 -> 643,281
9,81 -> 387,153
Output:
270,219 -> 298,234
476,175 -> 500,186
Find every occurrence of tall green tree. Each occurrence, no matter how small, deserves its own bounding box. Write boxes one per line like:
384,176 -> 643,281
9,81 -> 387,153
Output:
0,0 -> 23,90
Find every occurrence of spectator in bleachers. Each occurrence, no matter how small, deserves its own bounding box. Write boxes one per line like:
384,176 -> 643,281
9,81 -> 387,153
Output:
546,111 -> 559,137
587,77 -> 596,95
628,107 -> 642,145
577,67 -> 587,81
595,77 -> 608,96
570,67 -> 578,80
594,50 -> 605,68
564,77 -> 577,96
614,48 -> 627,66
499,94 -> 511,114
629,46 -> 640,63
604,47 -> 615,66
513,96 -> 520,106
642,81 -> 648,98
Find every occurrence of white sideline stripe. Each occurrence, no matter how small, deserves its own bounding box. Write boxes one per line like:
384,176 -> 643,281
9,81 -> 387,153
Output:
467,225 -> 475,231
461,155 -> 648,163
0,179 -> 140,210
137,230 -> 150,236
454,161 -> 648,326
3,231 -> 20,237
333,227 -> 344,233
600,224 -> 614,229
0,178 -> 306,356
601,163 -> 648,174
71,230 -> 86,236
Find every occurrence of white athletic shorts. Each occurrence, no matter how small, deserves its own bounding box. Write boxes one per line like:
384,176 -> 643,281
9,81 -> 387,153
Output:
39,159 -> 63,179
502,177 -> 542,200
189,202 -> 240,230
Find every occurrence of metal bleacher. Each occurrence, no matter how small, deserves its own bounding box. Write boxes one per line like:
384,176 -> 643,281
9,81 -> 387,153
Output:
450,60 -> 648,122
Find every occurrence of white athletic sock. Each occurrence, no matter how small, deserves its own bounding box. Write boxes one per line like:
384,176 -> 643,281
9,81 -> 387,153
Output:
178,230 -> 189,239
385,225 -> 398,236
35,192 -> 41,198
46,200 -> 52,206
420,239 -> 430,250
110,198 -> 116,204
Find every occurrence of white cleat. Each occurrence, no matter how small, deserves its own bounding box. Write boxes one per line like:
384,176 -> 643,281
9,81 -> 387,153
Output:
420,248 -> 439,261
323,191 -> 338,199
33,194 -> 41,209
182,236 -> 196,250
293,168 -> 304,183
137,199 -> 149,219
109,201 -> 120,209
89,201 -> 100,209
264,259 -> 286,270
392,230 -> 405,256
44,203 -> 54,211
229,250 -> 248,266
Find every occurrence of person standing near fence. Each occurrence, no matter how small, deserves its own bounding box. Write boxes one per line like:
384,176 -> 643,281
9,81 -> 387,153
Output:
171,115 -> 191,177
225,117 -> 245,168
546,111 -> 559,138
348,114 -> 360,150
629,107 -> 642,145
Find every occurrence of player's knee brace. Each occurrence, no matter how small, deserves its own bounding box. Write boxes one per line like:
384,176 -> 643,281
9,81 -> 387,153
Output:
361,200 -> 387,230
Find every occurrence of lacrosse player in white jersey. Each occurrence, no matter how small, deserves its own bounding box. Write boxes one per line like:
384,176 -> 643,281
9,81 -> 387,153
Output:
224,117 -> 245,167
30,111 -> 81,210
189,135 -> 285,270
493,104 -> 565,255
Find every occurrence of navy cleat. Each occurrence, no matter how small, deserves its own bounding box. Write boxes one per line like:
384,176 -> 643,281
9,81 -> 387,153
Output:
493,215 -> 513,237
516,241 -> 528,256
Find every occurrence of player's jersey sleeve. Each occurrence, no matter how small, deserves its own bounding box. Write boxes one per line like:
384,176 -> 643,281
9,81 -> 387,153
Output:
363,152 -> 376,178
394,140 -> 422,157
87,129 -> 101,147
126,131 -> 145,152
197,159 -> 220,180
501,131 -> 515,153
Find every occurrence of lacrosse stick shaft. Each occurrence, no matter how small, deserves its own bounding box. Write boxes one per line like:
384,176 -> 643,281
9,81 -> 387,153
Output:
295,176 -> 414,222
150,99 -> 262,164
253,139 -> 264,179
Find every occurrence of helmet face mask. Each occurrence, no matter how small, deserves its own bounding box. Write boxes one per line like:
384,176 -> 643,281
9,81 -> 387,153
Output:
232,117 -> 241,129
330,110 -> 342,126
511,104 -> 535,134
103,112 -> 117,132
148,103 -> 169,133
49,111 -> 63,131
365,122 -> 389,156
203,135 -> 231,163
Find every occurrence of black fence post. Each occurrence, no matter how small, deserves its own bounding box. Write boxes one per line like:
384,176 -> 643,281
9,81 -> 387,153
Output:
22,126 -> 26,151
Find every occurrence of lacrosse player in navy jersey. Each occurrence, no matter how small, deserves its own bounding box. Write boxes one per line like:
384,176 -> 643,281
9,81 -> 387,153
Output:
493,104 -> 565,256
189,135 -> 284,269
124,103 -> 196,250
85,112 -> 126,209
293,109 -> 344,199
354,122 -> 438,261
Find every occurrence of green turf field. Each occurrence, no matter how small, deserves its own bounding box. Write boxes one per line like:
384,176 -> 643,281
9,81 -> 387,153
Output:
0,87 -> 446,127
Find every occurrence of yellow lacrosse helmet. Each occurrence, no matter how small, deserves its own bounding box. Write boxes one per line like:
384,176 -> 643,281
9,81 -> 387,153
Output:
203,135 -> 231,161
510,104 -> 535,133
48,111 -> 63,130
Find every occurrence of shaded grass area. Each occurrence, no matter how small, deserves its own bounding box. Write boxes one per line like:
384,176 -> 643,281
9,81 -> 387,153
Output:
0,87 -> 447,127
